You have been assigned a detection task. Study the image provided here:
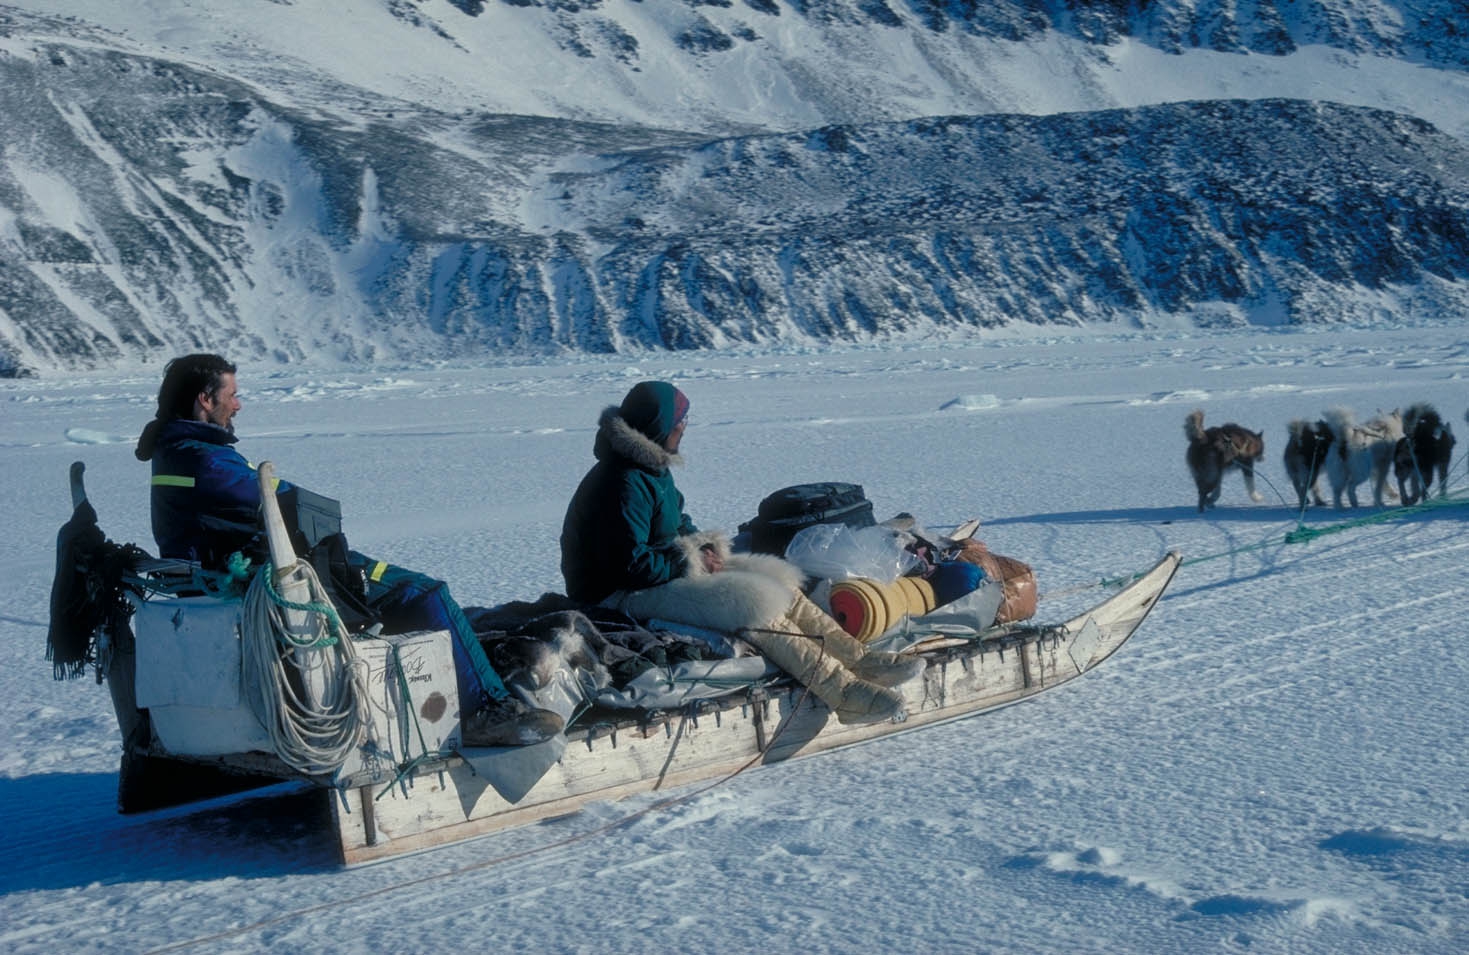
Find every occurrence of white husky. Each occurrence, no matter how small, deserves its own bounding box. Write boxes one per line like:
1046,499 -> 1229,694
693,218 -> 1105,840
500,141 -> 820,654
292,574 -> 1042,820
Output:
1323,407 -> 1404,508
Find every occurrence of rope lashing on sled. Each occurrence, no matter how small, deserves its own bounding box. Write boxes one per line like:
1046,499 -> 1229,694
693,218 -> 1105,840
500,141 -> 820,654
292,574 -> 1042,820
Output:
256,563 -> 347,647
370,645 -> 445,799
241,558 -> 371,777
367,643 -> 528,803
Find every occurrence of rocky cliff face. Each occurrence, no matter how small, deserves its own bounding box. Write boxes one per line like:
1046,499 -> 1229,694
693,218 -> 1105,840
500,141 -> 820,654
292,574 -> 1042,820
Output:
420,0 -> 1469,70
1,1 -> 1467,375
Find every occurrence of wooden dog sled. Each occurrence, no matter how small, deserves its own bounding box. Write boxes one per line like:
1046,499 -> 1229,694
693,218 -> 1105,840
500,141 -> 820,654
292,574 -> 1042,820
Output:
52,462 -> 1180,866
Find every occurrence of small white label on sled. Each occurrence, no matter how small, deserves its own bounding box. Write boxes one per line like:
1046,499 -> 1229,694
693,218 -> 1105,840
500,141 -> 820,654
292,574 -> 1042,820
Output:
1066,617 -> 1103,675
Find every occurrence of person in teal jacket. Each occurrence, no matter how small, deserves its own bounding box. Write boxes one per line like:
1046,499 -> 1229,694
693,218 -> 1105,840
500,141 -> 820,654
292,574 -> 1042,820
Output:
136,354 -> 560,747
560,380 -> 920,726
560,380 -> 720,605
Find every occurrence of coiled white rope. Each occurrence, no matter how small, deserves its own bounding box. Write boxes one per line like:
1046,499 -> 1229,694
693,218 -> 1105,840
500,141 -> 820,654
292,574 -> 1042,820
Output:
240,561 -> 371,776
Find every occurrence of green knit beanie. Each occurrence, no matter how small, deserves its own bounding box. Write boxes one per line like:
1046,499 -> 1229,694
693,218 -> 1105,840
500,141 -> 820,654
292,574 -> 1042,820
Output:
620,380 -> 689,443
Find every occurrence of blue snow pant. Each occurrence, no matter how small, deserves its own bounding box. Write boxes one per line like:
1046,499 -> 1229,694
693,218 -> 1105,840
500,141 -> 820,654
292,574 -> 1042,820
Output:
349,551 -> 506,714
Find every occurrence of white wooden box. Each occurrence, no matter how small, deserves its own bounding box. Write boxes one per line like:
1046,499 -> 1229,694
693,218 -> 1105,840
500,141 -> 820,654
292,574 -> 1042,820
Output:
133,596 -> 274,756
334,630 -> 462,788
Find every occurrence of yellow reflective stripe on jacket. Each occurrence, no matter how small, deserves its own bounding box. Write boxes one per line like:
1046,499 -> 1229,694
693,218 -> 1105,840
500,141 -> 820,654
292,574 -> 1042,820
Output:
369,562 -> 388,583
240,458 -> 280,490
242,460 -> 282,492
152,471 -> 279,490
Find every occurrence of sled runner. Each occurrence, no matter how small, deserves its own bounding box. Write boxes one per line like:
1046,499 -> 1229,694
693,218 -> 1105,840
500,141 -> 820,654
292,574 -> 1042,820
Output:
331,548 -> 1178,864
48,462 -> 1180,866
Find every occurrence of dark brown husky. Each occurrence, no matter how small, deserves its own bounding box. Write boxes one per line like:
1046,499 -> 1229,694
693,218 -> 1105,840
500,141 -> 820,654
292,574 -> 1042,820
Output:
1283,419 -> 1333,508
1184,409 -> 1265,512
1393,403 -> 1456,505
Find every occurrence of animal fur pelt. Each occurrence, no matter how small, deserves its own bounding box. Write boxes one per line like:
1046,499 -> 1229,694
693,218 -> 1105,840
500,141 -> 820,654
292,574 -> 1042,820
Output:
481,610 -> 610,695
1323,406 -> 1403,508
616,545 -> 806,634
470,598 -> 747,686
1184,409 -> 1265,512
1283,419 -> 1333,509
1393,403 -> 1456,505
48,497 -> 150,680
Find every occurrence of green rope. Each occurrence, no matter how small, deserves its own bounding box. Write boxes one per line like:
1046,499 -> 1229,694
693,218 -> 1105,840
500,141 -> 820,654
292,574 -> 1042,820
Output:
224,551 -> 254,588
376,750 -> 449,801
133,552 -> 254,600
374,644 -> 468,800
1175,533 -> 1292,570
259,561 -> 345,648
562,699 -> 594,733
1176,487 -> 1469,575
391,645 -> 434,758
1098,567 -> 1166,589
1080,487 -> 1469,593
1278,491 -> 1469,547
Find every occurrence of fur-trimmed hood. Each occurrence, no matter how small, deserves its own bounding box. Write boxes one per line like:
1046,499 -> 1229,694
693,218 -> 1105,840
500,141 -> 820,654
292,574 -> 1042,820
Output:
595,406 -> 683,473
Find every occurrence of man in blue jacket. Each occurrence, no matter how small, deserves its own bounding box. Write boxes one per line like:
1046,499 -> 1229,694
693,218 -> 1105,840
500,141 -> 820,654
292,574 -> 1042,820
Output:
135,354 -> 287,568
136,354 -> 560,747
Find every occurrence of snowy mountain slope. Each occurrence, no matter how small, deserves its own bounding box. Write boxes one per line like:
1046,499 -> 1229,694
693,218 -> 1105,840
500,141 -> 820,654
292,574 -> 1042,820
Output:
4,37 -> 1466,377
8,0 -> 1467,130
2,1 -> 1469,375
544,100 -> 1469,345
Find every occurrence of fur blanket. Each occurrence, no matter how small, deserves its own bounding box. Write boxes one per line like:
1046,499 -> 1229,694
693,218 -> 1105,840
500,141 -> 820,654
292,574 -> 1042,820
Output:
616,543 -> 805,634
467,533 -> 808,698
468,597 -> 728,688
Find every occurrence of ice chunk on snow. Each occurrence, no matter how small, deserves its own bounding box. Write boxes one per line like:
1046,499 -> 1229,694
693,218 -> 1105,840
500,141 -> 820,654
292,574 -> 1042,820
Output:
940,394 -> 1001,411
64,427 -> 125,444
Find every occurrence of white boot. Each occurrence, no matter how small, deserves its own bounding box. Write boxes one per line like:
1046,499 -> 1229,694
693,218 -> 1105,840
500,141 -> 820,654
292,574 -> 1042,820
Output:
832,678 -> 907,726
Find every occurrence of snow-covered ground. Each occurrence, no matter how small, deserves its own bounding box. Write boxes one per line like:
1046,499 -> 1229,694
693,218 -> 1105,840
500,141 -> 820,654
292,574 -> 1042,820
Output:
2,324 -> 1467,953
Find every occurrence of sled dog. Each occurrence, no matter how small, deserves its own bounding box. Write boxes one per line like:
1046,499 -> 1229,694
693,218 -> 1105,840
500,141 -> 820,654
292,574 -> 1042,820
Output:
1184,409 -> 1265,512
1393,403 -> 1456,505
1283,419 -> 1332,509
1323,407 -> 1403,508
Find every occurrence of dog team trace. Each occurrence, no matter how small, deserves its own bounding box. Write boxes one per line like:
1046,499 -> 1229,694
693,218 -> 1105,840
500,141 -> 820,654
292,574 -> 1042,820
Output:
48,461 -> 1179,865
1191,404 -> 1461,512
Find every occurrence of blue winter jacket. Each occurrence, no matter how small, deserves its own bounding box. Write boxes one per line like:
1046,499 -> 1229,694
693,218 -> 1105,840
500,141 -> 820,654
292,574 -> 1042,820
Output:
148,419 -> 294,567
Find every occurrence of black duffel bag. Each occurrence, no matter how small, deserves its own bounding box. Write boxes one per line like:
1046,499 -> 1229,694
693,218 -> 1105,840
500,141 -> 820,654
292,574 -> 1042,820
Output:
738,482 -> 876,556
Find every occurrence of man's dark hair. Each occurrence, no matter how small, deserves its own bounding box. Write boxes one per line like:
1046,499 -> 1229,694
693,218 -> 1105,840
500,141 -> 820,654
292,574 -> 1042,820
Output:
135,354 -> 236,461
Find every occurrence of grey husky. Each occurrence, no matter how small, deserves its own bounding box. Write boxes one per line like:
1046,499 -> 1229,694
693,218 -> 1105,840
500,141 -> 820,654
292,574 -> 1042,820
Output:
1323,407 -> 1403,508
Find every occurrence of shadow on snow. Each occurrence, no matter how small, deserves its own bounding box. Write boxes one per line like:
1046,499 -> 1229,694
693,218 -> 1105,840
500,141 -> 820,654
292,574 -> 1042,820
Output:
0,772 -> 338,891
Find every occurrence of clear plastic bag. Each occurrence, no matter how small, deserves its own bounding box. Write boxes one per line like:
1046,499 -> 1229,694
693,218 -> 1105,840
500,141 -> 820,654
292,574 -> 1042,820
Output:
783,523 -> 923,583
